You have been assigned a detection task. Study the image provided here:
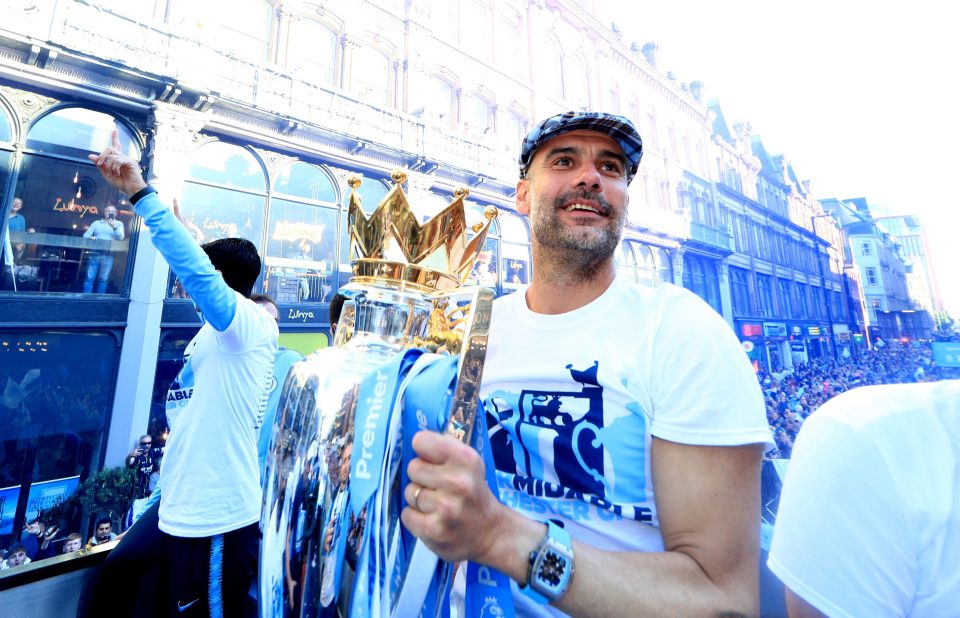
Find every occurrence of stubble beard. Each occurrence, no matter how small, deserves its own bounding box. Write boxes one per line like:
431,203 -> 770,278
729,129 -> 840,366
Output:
531,190 -> 625,282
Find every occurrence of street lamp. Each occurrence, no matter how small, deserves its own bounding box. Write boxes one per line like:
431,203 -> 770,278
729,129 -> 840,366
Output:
811,213 -> 839,363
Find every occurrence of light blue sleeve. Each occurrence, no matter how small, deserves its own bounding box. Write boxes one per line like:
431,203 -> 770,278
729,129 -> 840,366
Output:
134,192 -> 236,331
134,485 -> 161,524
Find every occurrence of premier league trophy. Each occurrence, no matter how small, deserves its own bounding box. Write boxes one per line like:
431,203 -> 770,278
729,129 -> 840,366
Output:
259,170 -> 497,617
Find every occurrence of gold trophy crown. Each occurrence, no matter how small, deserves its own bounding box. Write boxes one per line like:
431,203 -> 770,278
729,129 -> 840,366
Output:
347,170 -> 498,292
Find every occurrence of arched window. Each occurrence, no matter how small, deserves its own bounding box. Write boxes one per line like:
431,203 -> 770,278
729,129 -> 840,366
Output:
170,140 -> 267,298
563,55 -> 589,108
499,210 -> 530,293
463,93 -> 492,135
636,244 -> 656,287
655,248 -> 673,284
615,240 -> 637,283
265,162 -> 340,304
544,40 -> 563,100
495,9 -> 523,75
500,108 -> 525,148
351,47 -> 391,107
461,0 -> 492,59
464,202 -> 499,290
423,76 -> 455,125
4,107 -> 142,296
287,19 -> 339,87
0,103 -> 12,142
338,175 -> 389,279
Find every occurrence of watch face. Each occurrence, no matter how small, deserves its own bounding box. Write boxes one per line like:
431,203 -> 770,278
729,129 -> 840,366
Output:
537,550 -> 567,588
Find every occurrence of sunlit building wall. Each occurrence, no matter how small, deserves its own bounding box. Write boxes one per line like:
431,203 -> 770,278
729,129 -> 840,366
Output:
0,0 -> 731,552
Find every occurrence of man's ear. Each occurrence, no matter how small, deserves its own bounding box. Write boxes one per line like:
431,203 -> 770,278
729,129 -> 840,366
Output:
515,178 -> 531,215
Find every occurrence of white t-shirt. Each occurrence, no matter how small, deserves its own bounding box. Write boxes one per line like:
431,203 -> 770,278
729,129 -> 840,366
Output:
473,277 -> 771,616
159,293 -> 277,537
768,380 -> 960,618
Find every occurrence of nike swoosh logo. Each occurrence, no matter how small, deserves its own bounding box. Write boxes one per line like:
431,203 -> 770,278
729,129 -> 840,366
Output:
177,599 -> 199,612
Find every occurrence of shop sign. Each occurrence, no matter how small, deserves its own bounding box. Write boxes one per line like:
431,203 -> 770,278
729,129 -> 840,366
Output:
741,323 -> 763,337
272,221 -> 325,243
790,342 -> 806,352
853,333 -> 866,343
833,323 -> 850,334
763,322 -> 787,337
807,326 -> 822,336
790,326 -> 802,336
742,341 -> 755,353
837,332 -> 851,342
284,307 -> 322,324
202,217 -> 239,238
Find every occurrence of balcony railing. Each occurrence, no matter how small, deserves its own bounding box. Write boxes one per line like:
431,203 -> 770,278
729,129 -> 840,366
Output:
689,221 -> 732,251
2,1 -> 516,179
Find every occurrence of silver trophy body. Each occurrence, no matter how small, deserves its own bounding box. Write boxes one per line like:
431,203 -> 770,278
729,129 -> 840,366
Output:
259,172 -> 496,617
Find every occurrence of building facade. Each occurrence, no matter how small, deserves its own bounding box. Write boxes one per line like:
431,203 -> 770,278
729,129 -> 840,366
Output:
0,0 -> 711,553
820,197 -> 924,342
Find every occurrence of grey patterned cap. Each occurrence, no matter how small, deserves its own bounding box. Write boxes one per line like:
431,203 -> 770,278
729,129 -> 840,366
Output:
519,111 -> 643,183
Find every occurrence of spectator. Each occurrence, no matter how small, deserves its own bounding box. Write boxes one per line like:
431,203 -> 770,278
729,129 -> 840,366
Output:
62,532 -> 83,554
328,291 -> 345,336
125,434 -> 161,500
0,543 -> 30,569
81,204 -> 124,293
20,517 -> 44,559
87,517 -> 117,547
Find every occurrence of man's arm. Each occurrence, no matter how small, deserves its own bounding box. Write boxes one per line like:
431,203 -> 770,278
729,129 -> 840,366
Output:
785,589 -> 827,618
88,131 -> 236,331
402,432 -> 764,617
113,221 -> 124,240
82,224 -> 94,239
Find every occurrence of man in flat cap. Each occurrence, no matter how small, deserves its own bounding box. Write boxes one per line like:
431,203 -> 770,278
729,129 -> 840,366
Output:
403,111 -> 772,616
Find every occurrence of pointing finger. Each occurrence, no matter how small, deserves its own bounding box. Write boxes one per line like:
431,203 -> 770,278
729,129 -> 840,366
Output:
111,129 -> 121,152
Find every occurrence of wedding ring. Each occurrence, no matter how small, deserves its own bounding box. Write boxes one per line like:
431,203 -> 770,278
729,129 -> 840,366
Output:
413,486 -> 423,510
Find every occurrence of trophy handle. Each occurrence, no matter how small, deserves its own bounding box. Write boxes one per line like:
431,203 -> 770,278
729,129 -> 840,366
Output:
426,286 -> 494,445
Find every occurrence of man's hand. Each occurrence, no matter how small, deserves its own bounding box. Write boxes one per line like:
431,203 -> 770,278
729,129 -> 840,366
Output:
400,431 -> 510,565
87,130 -> 147,197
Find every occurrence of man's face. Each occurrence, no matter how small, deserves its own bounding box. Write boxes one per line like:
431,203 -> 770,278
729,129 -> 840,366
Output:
8,549 -> 27,567
63,538 -> 82,553
25,521 -> 41,536
96,522 -> 112,541
104,206 -> 117,219
11,198 -> 22,212
516,130 -> 629,269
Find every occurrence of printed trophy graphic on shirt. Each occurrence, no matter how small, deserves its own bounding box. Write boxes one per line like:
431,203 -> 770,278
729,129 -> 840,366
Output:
488,361 -> 609,499
260,170 -> 497,617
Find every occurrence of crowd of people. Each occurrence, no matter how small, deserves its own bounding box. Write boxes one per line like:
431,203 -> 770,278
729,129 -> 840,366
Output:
0,516 -> 114,570
760,343 -> 945,458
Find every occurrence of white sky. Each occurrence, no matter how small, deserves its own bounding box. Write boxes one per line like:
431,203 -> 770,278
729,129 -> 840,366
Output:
596,0 -> 959,316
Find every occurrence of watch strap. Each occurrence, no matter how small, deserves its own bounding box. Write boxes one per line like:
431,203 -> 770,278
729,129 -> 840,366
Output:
520,520 -> 573,605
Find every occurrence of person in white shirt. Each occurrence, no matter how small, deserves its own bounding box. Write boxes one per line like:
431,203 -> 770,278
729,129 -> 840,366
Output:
86,132 -> 277,617
401,111 -> 772,616
81,204 -> 124,293
769,380 -> 960,617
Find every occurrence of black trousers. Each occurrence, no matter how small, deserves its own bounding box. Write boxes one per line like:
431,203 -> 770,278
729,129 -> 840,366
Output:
161,522 -> 259,617
78,503 -> 258,618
